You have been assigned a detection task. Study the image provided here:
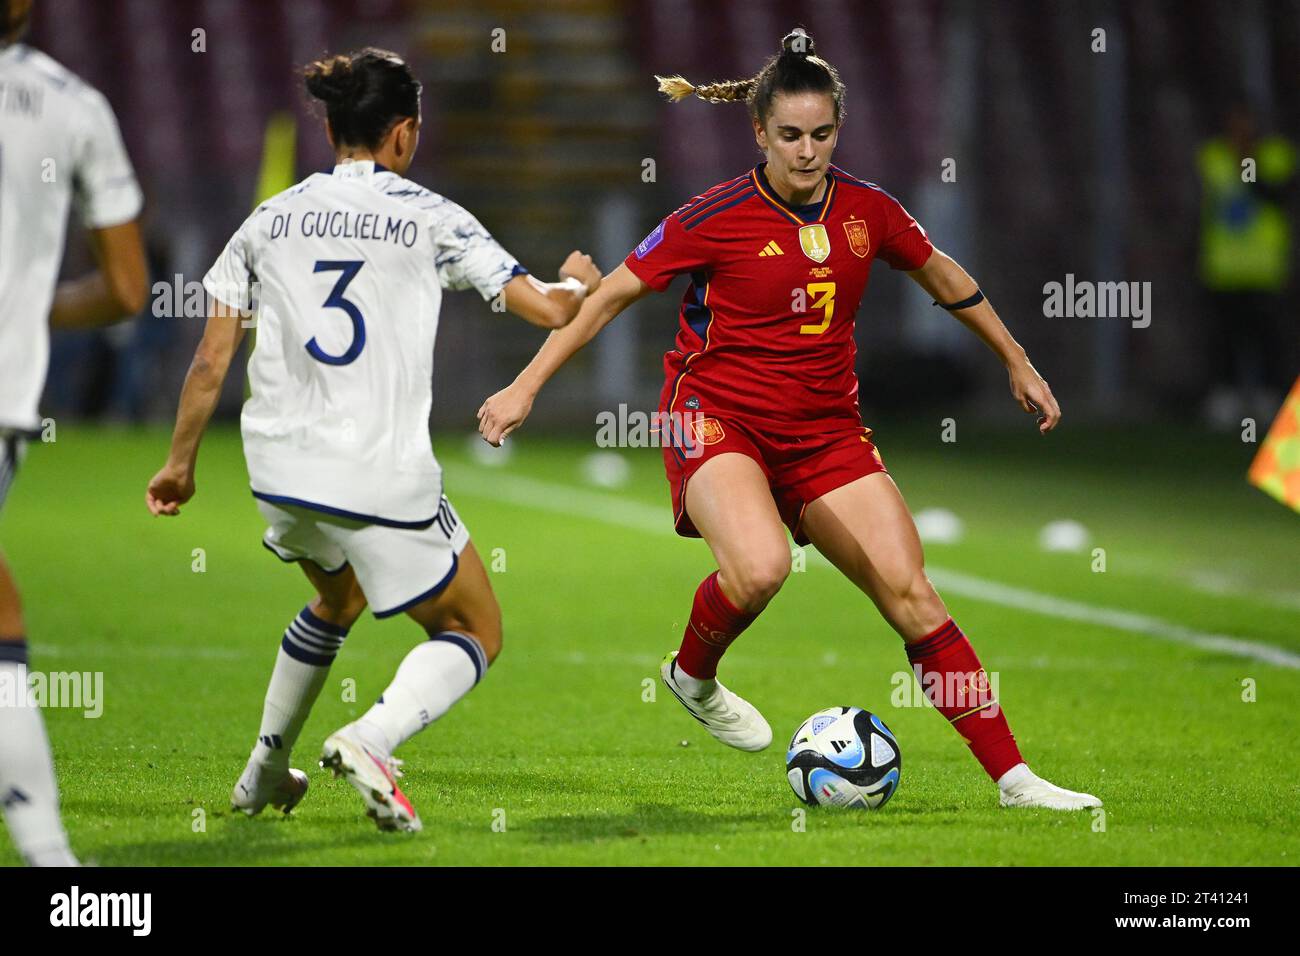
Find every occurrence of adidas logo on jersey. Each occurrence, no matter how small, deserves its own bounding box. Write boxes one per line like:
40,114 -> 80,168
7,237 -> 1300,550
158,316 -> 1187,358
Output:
758,241 -> 784,257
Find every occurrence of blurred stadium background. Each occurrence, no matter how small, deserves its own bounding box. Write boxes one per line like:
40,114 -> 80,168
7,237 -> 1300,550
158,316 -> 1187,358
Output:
27,0 -> 1299,433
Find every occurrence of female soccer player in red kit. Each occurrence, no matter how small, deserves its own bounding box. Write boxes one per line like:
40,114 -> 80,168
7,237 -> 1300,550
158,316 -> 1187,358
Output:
479,29 -> 1100,809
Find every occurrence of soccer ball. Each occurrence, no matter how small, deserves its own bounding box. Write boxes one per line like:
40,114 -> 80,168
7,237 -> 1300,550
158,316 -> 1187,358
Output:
785,706 -> 901,809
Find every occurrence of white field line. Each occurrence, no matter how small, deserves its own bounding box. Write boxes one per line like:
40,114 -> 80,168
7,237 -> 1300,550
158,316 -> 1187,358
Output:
1116,556 -> 1300,613
918,566 -> 1300,670
453,466 -> 1300,671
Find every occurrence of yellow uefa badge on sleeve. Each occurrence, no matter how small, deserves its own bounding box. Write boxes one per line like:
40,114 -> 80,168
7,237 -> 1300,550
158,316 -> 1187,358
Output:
799,223 -> 831,263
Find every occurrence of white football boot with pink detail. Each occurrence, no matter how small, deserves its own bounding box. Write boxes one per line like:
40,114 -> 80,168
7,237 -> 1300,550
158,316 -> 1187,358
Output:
320,723 -> 422,832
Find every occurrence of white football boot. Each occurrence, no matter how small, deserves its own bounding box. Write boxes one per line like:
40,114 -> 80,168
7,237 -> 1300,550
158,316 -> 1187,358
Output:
997,763 -> 1102,810
660,651 -> 772,752
231,763 -> 310,816
320,723 -> 421,832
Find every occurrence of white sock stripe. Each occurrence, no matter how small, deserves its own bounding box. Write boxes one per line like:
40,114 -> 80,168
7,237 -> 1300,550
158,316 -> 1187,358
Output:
287,620 -> 343,648
284,634 -> 341,658
293,613 -> 347,643
285,621 -> 344,652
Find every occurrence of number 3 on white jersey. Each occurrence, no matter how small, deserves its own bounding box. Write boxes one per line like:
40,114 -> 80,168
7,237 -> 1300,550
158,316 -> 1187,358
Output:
307,259 -> 367,366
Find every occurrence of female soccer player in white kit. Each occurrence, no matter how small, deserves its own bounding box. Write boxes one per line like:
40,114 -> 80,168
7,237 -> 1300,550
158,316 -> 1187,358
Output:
147,48 -> 601,832
1,0 -> 148,865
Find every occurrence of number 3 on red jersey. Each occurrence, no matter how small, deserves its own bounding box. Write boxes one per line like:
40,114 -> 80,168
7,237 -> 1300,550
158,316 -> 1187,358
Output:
799,282 -> 836,335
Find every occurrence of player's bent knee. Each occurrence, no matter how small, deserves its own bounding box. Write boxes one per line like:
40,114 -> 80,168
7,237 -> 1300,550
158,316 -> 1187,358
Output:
884,567 -> 929,605
726,551 -> 791,611
909,572 -> 945,613
887,572 -> 948,637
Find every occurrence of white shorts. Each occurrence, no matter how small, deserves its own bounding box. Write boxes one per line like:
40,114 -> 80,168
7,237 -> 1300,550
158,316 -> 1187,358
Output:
257,495 -> 470,618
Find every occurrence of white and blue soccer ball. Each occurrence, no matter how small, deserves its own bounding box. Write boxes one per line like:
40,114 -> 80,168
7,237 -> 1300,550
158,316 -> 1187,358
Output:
786,706 -> 901,809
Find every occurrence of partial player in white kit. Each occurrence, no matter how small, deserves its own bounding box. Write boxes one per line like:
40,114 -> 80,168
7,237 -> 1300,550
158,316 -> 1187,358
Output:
146,47 -> 601,832
0,0 -> 147,865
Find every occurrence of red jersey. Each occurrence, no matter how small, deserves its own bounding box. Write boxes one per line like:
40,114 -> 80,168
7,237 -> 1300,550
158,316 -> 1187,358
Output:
623,162 -> 933,433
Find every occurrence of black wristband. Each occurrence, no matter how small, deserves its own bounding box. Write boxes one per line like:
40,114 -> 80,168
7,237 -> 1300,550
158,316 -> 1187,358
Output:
933,289 -> 985,311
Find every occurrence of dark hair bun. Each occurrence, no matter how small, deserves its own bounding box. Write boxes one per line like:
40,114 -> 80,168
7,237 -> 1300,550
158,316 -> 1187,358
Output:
301,48 -> 421,150
781,28 -> 815,56
304,54 -> 361,105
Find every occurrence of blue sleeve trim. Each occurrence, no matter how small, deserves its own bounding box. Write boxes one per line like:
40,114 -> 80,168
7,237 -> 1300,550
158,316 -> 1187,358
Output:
683,190 -> 756,231
680,179 -> 754,228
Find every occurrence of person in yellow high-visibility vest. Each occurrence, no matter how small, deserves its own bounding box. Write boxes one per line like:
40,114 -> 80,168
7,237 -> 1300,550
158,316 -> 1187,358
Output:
1198,99 -> 1296,418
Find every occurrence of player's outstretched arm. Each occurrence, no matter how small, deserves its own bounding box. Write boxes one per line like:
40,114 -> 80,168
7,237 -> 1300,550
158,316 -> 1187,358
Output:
478,263 -> 652,446
146,298 -> 248,516
906,248 -> 1061,435
49,219 -> 148,329
500,250 -> 603,329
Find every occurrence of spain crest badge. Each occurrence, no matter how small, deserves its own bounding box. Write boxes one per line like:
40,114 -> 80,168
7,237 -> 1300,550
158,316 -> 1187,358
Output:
690,417 -> 726,446
843,217 -> 870,258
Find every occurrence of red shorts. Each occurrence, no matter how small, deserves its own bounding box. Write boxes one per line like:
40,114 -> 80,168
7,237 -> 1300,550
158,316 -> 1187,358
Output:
660,414 -> 888,545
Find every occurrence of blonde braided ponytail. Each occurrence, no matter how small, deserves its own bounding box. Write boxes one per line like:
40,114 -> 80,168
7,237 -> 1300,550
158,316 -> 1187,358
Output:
650,27 -> 845,126
654,74 -> 758,105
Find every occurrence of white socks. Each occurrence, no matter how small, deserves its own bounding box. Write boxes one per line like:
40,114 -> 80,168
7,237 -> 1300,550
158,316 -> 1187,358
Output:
996,762 -> 1034,792
357,632 -> 487,753
250,607 -> 349,773
669,657 -> 716,699
0,648 -> 77,866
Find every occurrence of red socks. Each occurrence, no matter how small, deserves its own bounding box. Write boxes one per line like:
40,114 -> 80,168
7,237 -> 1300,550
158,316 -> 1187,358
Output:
676,571 -> 757,679
675,582 -> 1022,781
905,618 -> 1024,780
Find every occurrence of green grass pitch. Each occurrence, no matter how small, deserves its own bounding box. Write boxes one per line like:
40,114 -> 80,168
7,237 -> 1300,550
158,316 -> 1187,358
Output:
1,421 -> 1297,866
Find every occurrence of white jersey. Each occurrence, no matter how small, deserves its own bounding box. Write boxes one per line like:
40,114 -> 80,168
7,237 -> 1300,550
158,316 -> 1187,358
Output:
203,160 -> 522,527
0,44 -> 142,433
